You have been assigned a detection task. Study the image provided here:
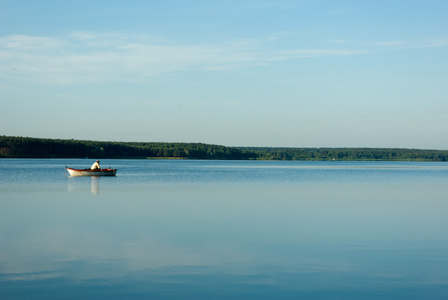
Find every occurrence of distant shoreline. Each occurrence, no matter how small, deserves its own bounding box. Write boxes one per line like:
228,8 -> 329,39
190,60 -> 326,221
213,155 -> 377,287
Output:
1,136 -> 447,162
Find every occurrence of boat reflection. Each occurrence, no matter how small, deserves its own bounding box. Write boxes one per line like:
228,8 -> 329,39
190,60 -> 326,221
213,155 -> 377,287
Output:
91,176 -> 100,194
66,176 -> 101,195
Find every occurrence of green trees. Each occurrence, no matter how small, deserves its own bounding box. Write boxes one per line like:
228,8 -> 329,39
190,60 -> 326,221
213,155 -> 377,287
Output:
239,147 -> 448,162
0,136 -> 256,160
0,136 -> 447,161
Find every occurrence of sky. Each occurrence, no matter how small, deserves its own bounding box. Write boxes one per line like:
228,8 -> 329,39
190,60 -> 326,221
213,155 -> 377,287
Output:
1,0 -> 447,149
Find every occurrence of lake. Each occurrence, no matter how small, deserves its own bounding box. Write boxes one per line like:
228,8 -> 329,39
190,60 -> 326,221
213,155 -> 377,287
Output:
1,159 -> 448,299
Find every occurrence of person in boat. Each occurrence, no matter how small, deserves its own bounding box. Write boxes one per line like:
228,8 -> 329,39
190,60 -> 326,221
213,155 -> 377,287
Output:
91,160 -> 101,170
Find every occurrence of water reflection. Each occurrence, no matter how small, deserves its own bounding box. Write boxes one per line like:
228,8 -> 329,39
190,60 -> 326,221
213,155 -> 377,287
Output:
91,176 -> 100,194
66,176 -> 101,194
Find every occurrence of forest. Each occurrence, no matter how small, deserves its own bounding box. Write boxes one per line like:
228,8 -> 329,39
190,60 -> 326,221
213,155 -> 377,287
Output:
240,147 -> 448,162
0,136 -> 255,160
1,136 -> 447,161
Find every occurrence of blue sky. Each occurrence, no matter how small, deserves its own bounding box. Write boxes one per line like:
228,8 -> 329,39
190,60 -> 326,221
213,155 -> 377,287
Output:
1,0 -> 447,149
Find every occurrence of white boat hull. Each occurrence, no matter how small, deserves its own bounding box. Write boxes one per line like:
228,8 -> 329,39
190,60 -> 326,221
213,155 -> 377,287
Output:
66,167 -> 117,176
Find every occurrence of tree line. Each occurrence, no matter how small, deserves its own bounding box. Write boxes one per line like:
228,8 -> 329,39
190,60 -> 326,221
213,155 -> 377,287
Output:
239,147 -> 448,162
1,136 -> 447,161
0,136 -> 255,160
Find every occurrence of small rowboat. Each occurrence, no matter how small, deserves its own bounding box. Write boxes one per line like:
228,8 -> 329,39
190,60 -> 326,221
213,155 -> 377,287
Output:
66,167 -> 117,177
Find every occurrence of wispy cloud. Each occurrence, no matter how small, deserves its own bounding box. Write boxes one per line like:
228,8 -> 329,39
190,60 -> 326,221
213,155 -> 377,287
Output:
368,37 -> 448,49
0,34 -> 63,51
371,40 -> 406,47
0,32 -> 447,86
0,33 -> 260,84
273,49 -> 366,60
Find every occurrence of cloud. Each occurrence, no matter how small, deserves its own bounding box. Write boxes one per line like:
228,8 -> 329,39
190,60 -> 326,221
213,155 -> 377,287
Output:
368,37 -> 448,50
0,32 -> 278,85
273,49 -> 365,60
1,32 -> 447,86
371,40 -> 406,47
0,35 -> 63,51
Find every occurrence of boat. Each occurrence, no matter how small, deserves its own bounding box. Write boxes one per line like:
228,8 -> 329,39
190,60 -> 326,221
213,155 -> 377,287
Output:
66,167 -> 117,177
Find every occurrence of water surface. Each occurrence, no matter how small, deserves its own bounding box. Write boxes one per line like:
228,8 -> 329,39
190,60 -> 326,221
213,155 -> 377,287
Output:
1,159 -> 448,299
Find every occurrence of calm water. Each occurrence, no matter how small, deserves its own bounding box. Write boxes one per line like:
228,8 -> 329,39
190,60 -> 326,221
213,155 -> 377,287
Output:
1,159 -> 448,299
